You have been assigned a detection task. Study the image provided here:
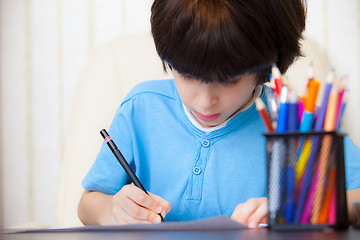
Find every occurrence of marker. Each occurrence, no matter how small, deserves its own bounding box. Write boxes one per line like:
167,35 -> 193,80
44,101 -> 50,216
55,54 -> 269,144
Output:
255,97 -> 274,132
297,98 -> 304,126
296,79 -> 320,182
294,72 -> 320,224
294,75 -> 328,222
284,90 -> 298,223
276,86 -> 289,133
100,129 -> 165,222
298,61 -> 314,125
287,90 -> 299,132
299,79 -> 320,132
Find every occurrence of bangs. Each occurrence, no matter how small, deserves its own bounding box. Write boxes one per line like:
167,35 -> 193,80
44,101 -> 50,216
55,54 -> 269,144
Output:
151,0 -> 277,83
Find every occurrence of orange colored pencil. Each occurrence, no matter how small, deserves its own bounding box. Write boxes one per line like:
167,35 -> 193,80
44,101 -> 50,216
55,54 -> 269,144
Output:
317,168 -> 336,224
311,83 -> 339,224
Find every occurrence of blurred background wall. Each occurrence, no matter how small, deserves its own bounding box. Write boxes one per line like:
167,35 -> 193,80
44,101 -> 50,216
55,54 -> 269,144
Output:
0,0 -> 359,228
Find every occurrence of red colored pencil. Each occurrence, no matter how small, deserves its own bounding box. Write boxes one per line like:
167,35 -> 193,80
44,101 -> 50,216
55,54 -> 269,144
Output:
255,97 -> 274,132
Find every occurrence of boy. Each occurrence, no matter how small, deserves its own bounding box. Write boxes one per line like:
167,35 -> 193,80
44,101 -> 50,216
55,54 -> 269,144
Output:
78,0 -> 360,227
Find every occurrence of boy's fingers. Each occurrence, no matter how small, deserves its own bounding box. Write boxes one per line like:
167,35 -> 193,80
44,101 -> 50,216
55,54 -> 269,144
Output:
115,193 -> 161,223
231,198 -> 258,224
247,200 -> 268,228
115,184 -> 170,223
123,185 -> 162,215
231,198 -> 268,227
149,193 -> 172,216
112,202 -> 152,224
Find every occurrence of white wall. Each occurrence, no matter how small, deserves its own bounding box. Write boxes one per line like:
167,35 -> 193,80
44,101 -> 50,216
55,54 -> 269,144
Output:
0,0 -> 153,228
305,0 -> 360,145
0,0 -> 359,228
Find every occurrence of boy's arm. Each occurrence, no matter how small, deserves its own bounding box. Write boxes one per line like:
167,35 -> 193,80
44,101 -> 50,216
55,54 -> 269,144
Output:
78,190 -> 115,225
78,186 -> 171,225
347,188 -> 360,219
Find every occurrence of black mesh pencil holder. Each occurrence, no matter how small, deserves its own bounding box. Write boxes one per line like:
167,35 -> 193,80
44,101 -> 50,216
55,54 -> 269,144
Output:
264,131 -> 349,230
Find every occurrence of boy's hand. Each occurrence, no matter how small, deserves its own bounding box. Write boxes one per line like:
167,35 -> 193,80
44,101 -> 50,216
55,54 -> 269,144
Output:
111,184 -> 171,224
231,197 -> 268,228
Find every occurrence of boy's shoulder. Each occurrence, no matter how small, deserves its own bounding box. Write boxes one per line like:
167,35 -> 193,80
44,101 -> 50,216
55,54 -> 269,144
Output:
122,79 -> 176,105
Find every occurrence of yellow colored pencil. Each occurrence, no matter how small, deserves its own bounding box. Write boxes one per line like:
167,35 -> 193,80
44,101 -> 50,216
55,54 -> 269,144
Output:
295,140 -> 312,182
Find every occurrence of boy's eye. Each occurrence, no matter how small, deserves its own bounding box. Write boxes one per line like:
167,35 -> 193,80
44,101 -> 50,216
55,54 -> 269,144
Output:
183,75 -> 192,80
222,79 -> 239,87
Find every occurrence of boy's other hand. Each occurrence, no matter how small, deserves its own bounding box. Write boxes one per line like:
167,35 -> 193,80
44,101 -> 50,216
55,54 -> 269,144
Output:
111,184 -> 171,224
231,197 -> 268,228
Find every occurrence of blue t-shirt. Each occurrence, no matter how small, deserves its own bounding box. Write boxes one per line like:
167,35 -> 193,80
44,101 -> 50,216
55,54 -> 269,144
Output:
82,79 -> 360,221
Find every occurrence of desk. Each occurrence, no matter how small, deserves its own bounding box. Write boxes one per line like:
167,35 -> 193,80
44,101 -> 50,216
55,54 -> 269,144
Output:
2,227 -> 360,240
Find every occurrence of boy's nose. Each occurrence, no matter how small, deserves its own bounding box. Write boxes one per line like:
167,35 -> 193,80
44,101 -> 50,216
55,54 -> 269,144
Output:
197,84 -> 218,110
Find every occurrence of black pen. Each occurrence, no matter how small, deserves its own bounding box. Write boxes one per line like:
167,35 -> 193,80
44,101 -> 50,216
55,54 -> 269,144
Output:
100,129 -> 165,222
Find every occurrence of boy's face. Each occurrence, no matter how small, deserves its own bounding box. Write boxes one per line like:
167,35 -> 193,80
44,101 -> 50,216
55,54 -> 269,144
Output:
173,70 -> 257,128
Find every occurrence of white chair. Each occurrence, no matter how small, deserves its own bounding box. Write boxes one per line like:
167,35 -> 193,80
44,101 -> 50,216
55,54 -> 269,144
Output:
56,33 -> 328,227
56,33 -> 171,227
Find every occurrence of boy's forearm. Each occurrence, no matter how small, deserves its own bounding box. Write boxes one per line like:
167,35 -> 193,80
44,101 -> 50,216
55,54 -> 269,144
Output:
78,190 -> 114,225
346,188 -> 360,221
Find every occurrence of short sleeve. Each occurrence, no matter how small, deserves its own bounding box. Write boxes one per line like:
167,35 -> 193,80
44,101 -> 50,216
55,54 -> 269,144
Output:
81,102 -> 134,195
344,135 -> 360,190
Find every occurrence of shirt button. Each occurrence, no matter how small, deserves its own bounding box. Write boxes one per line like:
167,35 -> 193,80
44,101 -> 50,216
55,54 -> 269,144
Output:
193,167 -> 201,175
201,139 -> 210,147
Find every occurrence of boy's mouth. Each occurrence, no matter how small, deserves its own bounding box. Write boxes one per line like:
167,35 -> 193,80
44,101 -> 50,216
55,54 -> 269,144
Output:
193,111 -> 221,122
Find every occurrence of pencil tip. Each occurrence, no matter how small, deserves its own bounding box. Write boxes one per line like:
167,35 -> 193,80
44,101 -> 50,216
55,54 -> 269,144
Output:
255,97 -> 265,110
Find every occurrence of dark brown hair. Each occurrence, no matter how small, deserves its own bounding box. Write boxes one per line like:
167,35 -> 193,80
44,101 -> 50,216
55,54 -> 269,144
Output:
151,0 -> 306,85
